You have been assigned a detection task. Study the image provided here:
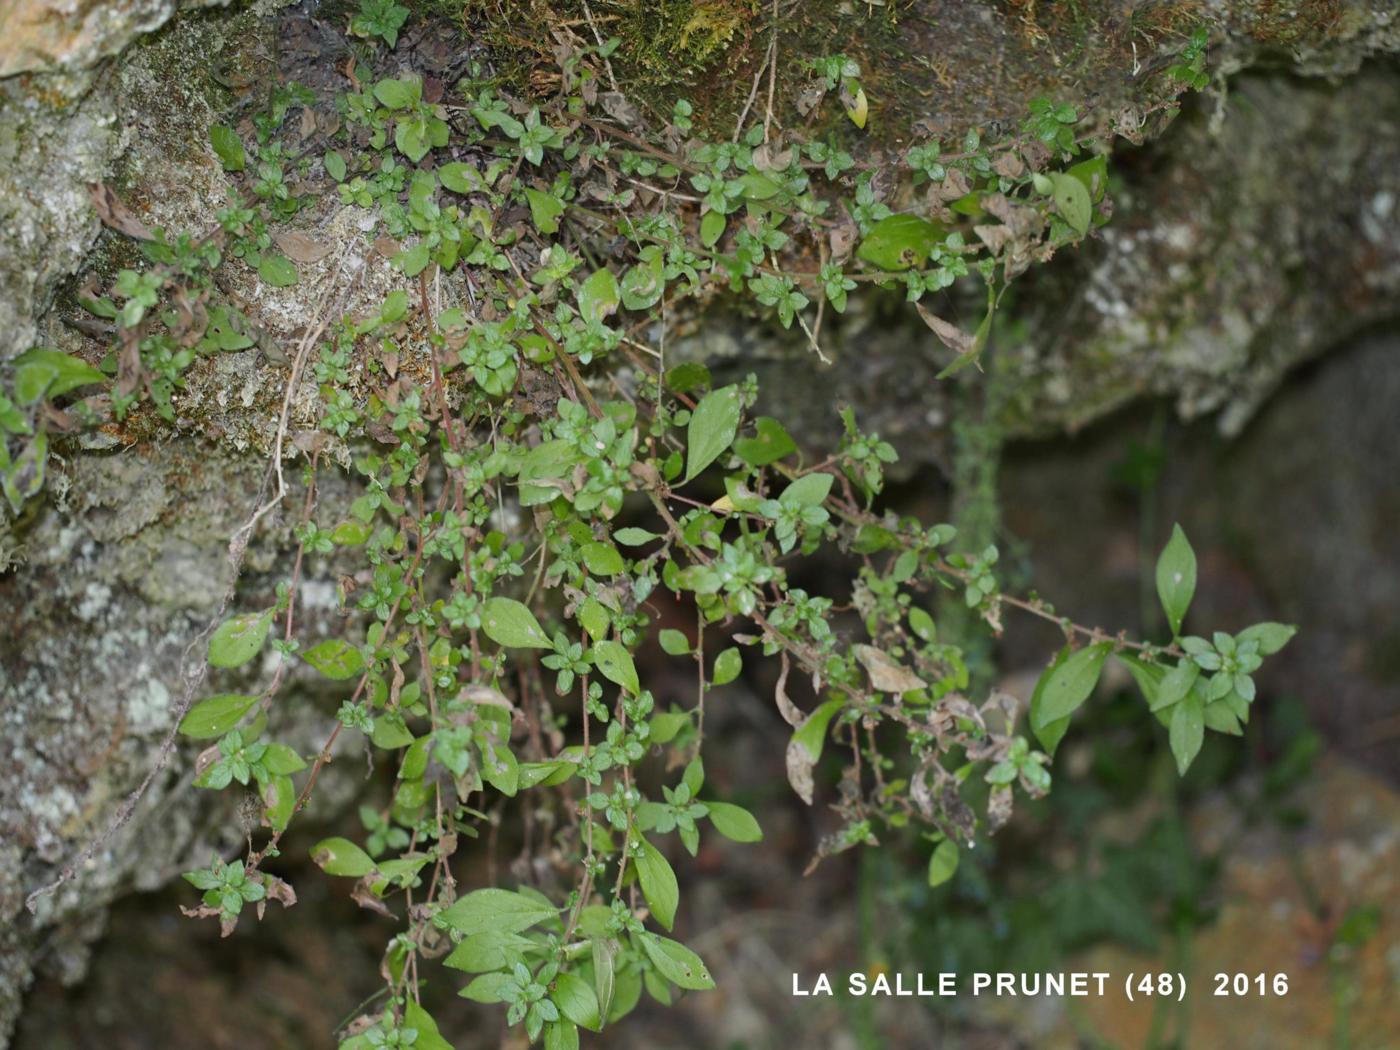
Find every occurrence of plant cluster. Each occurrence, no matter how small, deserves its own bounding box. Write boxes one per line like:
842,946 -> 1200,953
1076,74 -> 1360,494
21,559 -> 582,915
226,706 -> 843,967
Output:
7,11 -> 1288,1047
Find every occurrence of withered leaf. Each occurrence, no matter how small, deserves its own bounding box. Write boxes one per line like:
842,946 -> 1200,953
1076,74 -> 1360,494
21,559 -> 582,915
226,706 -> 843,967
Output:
87,183 -> 152,240
914,303 -> 975,357
853,643 -> 927,694
274,230 -> 334,264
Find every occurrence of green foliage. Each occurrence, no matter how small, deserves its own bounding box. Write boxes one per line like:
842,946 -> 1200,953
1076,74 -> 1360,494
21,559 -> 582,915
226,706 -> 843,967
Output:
351,0 -> 409,49
1,21 -> 1278,1046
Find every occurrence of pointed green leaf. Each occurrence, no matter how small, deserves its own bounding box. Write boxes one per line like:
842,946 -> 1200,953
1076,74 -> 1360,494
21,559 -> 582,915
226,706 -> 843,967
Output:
1155,524 -> 1197,636
208,611 -> 272,668
927,838 -> 959,887
705,800 -> 762,843
633,835 -> 678,930
178,693 -> 258,739
591,640 -> 639,694
481,597 -> 552,648
684,385 -> 741,482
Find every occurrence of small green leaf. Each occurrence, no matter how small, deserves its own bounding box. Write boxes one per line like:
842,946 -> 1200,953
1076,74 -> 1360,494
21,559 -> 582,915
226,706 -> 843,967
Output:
209,124 -> 246,171
461,972 -> 516,1003
734,416 -> 796,467
927,838 -> 959,887
711,647 -> 742,686
591,937 -> 618,1025
633,835 -> 679,930
437,888 -> 558,935
444,930 -> 534,973
1170,691 -> 1205,774
481,597 -> 552,648
257,253 -> 299,287
581,541 -> 624,577
13,348 -> 106,403
1155,524 -> 1197,636
577,267 -> 620,324
658,629 -> 690,656
544,1020 -> 581,1050
302,638 -> 365,680
1237,621 -> 1297,655
779,472 -> 833,507
373,78 -> 414,109
638,932 -> 714,990
178,693 -> 258,739
856,214 -> 944,271
551,970 -> 602,1031
614,527 -> 659,546
592,640 -> 639,695
705,800 -> 762,842
439,162 -> 483,194
1049,172 -> 1092,235
324,149 -> 346,182
1031,642 -> 1110,730
699,210 -> 725,247
402,1002 -> 454,1050
208,611 -> 272,668
684,385 -> 741,482
311,836 -> 376,877
525,187 -> 564,234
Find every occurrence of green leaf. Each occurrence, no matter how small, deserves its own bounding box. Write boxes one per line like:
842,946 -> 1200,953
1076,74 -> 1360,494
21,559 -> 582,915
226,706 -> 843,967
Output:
461,971 -> 516,1003
591,937 -> 619,1025
633,835 -> 679,930
1169,691 -> 1205,774
1030,642 -> 1110,731
209,124 -> 246,171
613,527 -> 659,546
711,647 -> 742,686
1049,172 -> 1092,235
785,697 -> 844,804
1155,524 -> 1197,636
577,267 -> 620,324
437,887 -> 558,935
856,214 -> 944,271
262,773 -> 296,832
578,596 -> 610,642
439,161 -> 484,194
302,638 -> 365,680
525,187 -> 564,234
480,740 -> 519,796
592,640 -> 639,695
927,838 -> 959,887
705,800 -> 762,842
310,836 -> 376,877
323,149 -> 346,182
620,251 -> 663,310
581,541 -> 624,576
699,210 -> 725,247
1237,621 -> 1297,656
444,929 -> 534,972
638,932 -> 714,990
257,253 -> 299,287
684,385 -> 741,482
544,1021 -> 580,1050
208,611 -> 272,668
373,78 -> 414,109
13,348 -> 106,403
779,472 -> 833,507
734,416 -> 796,467
481,597 -> 552,648
658,629 -> 690,656
402,1002 -> 455,1050
551,970 -> 602,1031
178,693 -> 258,739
